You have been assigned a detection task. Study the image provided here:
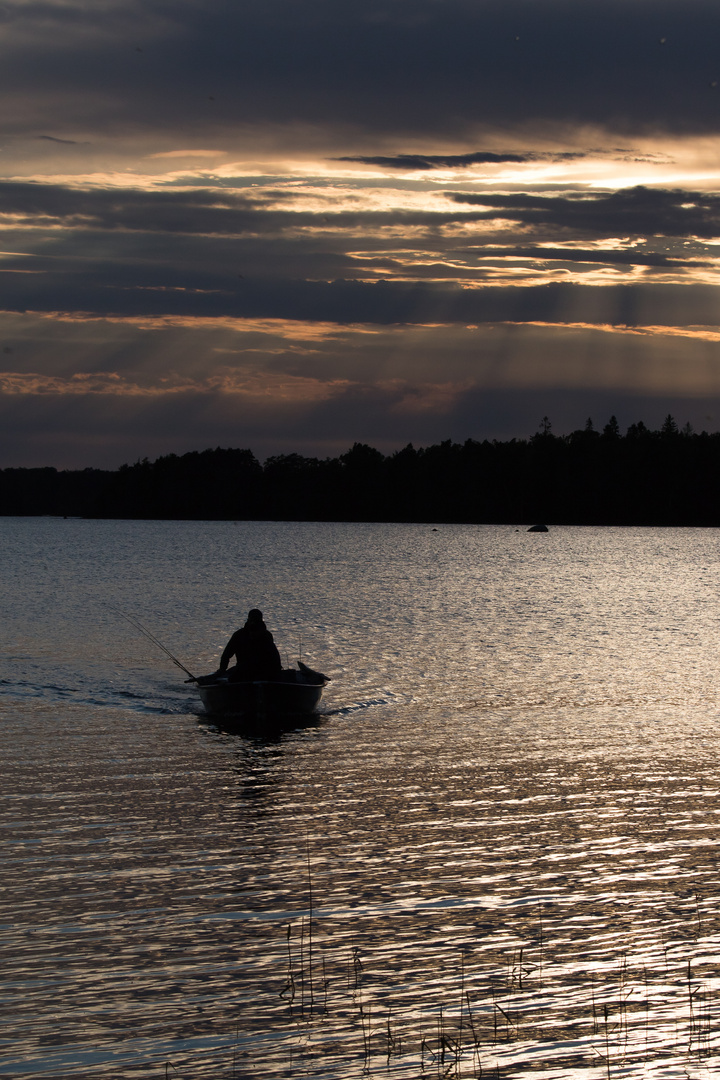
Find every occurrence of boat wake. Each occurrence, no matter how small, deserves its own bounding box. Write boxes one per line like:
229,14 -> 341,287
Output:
3,676 -> 184,716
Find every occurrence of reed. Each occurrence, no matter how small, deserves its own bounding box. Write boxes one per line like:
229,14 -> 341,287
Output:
151,936 -> 717,1079
137,857 -> 719,1079
306,835 -> 314,1010
272,925 -> 718,1079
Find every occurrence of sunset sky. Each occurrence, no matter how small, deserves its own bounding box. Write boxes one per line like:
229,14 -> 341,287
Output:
4,0 -> 720,467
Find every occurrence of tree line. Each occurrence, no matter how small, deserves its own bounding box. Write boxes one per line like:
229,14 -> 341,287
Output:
2,415 -> 719,525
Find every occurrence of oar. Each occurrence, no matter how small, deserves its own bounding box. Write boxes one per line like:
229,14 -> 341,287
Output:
113,609 -> 198,682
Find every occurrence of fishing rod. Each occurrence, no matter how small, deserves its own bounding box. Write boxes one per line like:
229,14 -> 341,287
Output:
113,609 -> 198,682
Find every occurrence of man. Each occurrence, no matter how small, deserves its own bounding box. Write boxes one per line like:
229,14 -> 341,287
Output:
217,608 -> 282,682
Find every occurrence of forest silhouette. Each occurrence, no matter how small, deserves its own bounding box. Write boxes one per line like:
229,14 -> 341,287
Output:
2,415 -> 719,525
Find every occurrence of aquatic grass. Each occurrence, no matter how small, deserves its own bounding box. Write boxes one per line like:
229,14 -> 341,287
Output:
260,916 -> 720,1079
30,928 -> 719,1077
33,862 -> 720,1078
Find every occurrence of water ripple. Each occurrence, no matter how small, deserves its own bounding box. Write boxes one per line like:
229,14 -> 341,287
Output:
3,522 -> 720,1077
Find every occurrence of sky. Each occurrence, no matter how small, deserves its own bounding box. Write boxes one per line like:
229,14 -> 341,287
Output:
4,0 -> 720,468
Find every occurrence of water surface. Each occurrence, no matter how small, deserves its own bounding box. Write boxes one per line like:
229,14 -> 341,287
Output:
3,520 -> 720,1077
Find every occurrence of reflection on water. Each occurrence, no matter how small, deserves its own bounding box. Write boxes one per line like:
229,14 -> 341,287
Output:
3,521 -> 720,1077
198,712 -> 325,742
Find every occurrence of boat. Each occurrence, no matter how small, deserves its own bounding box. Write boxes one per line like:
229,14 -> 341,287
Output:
194,661 -> 330,717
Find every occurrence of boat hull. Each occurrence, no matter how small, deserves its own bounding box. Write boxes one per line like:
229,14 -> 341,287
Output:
197,678 -> 324,717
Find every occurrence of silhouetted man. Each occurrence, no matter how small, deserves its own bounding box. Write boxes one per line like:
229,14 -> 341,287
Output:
217,608 -> 282,682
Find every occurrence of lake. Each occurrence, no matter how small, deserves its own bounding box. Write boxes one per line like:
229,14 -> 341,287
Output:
3,518 -> 720,1078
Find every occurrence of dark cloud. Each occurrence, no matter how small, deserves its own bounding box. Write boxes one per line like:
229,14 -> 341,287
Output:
3,182 -> 720,253
333,152 -> 543,169
37,135 -> 79,145
0,181 -> 489,234
450,187 -> 720,239
334,149 -> 672,172
3,0 -> 720,148
0,180 -> 716,335
0,266 -> 718,327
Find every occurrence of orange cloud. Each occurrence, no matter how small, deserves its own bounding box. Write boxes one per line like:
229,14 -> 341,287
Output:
503,320 -> 720,341
29,310 -> 377,341
378,378 -> 473,413
0,368 -> 352,401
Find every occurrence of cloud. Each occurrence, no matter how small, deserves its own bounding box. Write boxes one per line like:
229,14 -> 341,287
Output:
449,187 -> 720,239
461,246 -> 710,269
0,180 -> 491,235
2,274 -> 720,328
4,307 -> 720,468
332,152 -> 546,170
37,135 -> 80,145
2,181 -> 719,251
3,0 -> 720,468
2,0 -> 720,164
3,375 -> 720,470
0,367 -> 351,401
0,177 -> 717,350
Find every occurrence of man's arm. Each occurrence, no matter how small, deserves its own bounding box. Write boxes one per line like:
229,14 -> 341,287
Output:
218,631 -> 239,673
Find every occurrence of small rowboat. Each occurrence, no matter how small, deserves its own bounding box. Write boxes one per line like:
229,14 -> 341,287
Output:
195,661 -> 329,717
